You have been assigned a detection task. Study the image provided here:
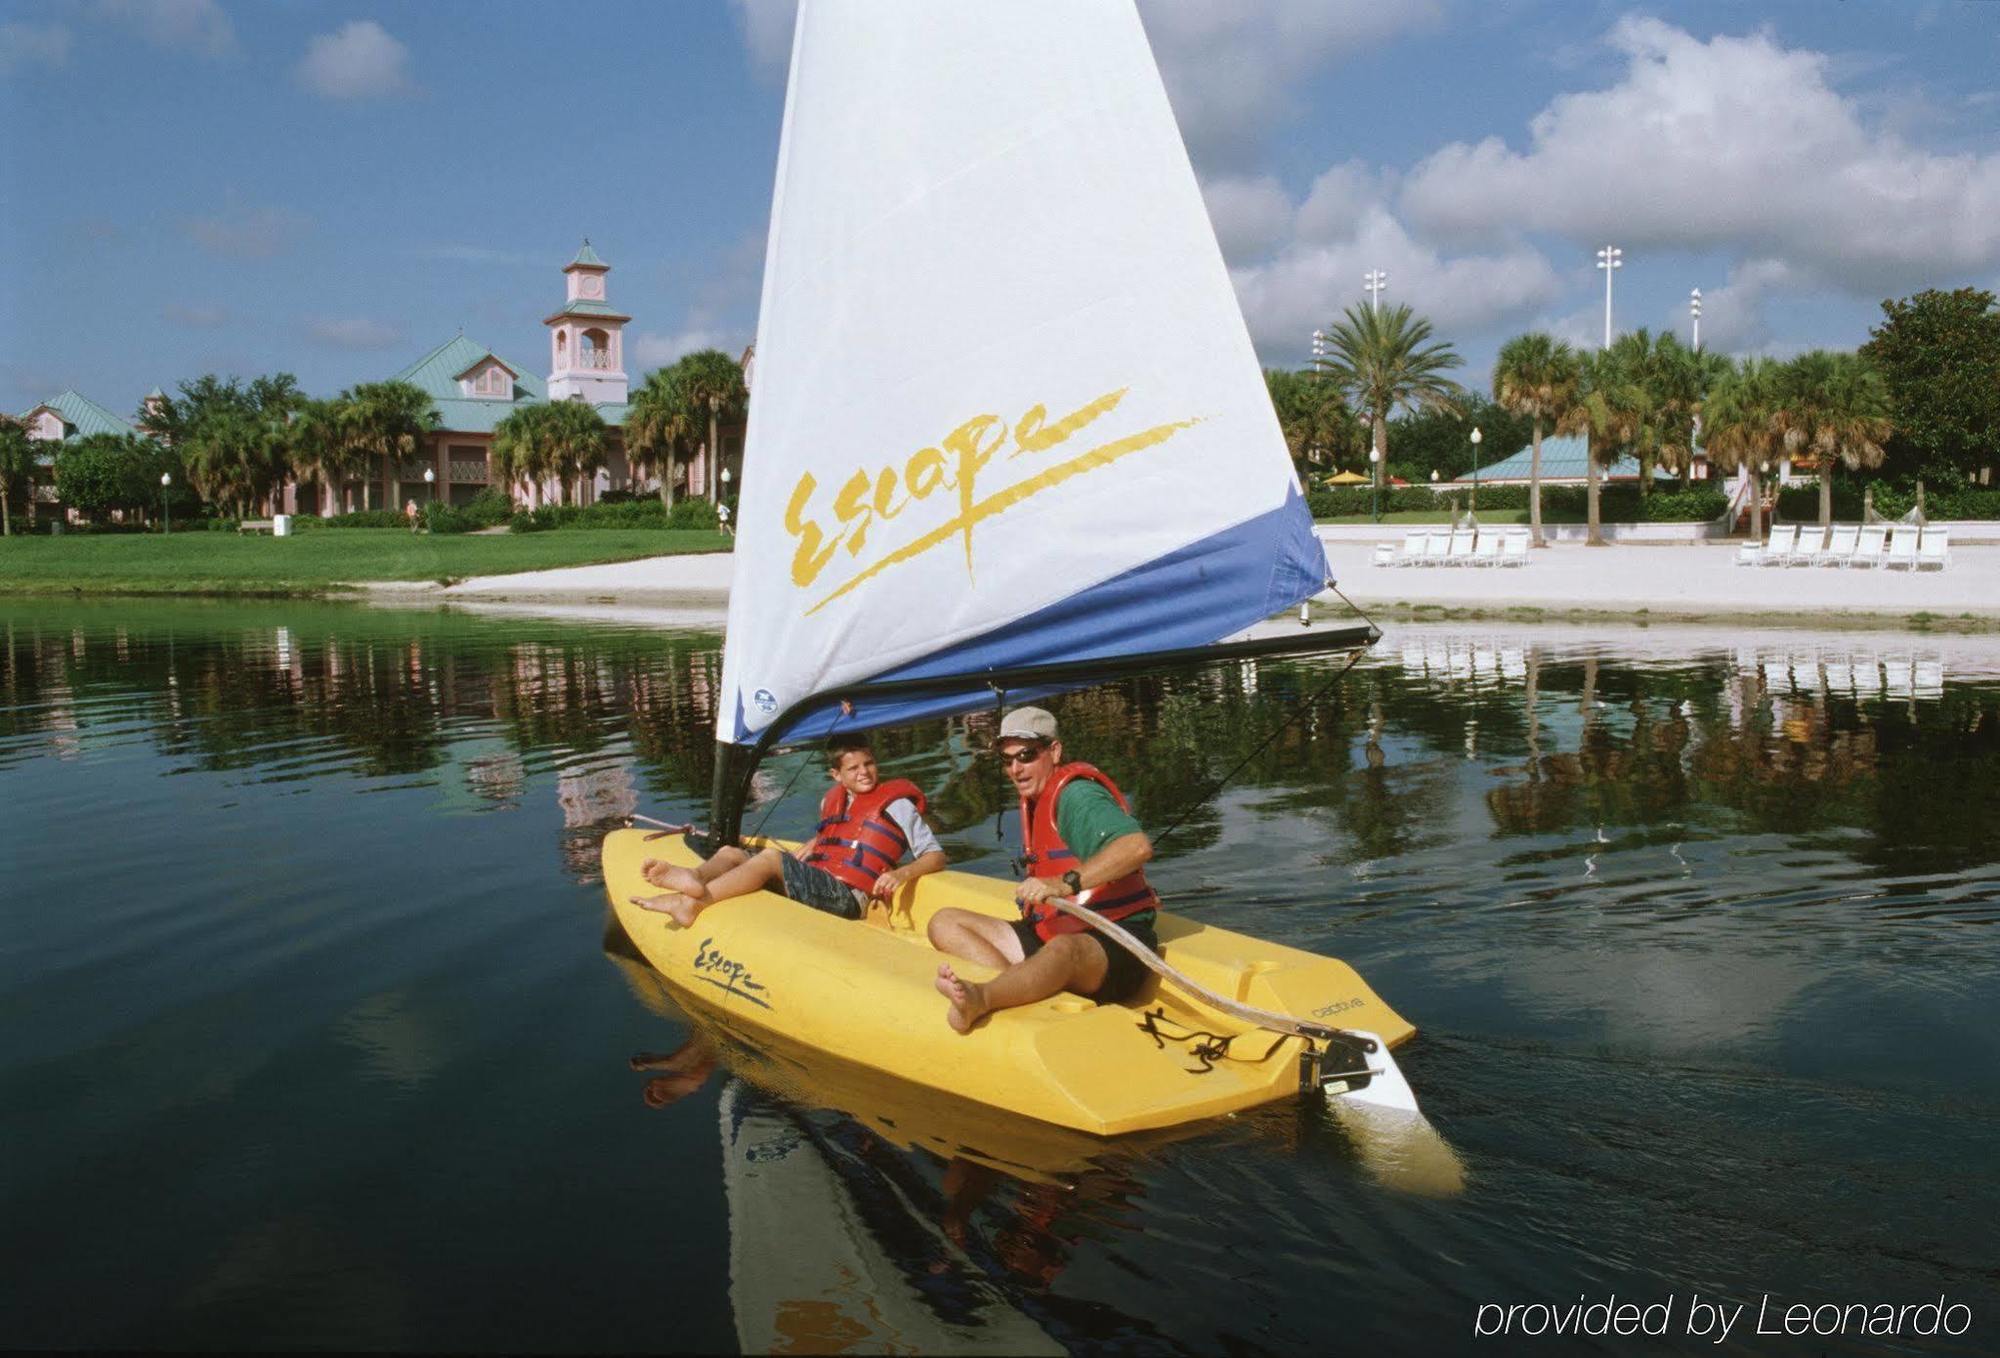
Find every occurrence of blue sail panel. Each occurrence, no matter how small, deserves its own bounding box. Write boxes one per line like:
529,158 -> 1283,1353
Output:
764,488 -> 1326,744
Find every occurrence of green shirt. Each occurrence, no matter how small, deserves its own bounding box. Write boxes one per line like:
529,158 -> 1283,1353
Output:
1053,779 -> 1142,864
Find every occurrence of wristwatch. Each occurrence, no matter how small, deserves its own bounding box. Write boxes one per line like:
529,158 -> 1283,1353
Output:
1062,870 -> 1083,895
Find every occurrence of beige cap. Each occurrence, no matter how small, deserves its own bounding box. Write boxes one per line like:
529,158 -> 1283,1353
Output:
997,706 -> 1058,744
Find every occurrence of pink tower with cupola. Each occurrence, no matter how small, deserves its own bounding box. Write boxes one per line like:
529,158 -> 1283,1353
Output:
545,240 -> 630,404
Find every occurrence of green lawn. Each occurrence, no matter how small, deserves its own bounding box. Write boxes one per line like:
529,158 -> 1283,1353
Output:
0,528 -> 731,596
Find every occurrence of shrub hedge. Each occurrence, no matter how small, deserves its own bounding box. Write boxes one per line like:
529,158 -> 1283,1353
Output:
1306,483 -> 1726,522
1775,484 -> 2000,522
507,496 -> 722,533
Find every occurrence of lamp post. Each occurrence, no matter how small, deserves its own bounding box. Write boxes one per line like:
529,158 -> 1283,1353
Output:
1368,445 -> 1382,523
1363,269 -> 1388,314
423,466 -> 436,501
1596,245 -> 1623,347
1469,426 -> 1483,511
160,472 -> 171,535
1689,287 -> 1702,352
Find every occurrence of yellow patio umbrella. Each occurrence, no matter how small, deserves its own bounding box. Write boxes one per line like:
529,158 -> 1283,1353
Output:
1325,470 -> 1370,485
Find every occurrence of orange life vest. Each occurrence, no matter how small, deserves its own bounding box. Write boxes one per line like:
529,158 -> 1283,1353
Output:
803,778 -> 927,895
1020,763 -> 1159,941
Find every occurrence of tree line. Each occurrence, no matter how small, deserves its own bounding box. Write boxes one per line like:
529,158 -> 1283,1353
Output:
1265,286 -> 2000,542
0,348 -> 750,533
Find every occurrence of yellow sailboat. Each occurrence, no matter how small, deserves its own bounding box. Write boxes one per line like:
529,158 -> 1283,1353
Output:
604,0 -> 1428,1140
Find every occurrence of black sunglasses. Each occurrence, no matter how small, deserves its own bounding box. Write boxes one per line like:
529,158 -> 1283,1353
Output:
996,744 -> 1047,767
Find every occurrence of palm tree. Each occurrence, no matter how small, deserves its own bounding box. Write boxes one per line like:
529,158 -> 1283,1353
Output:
1701,357 -> 1784,542
492,404 -> 557,506
289,397 -> 358,516
1312,303 -> 1463,493
1265,368 -> 1362,478
493,401 -> 609,507
626,367 -> 697,508
544,399 -> 610,505
1558,346 -> 1647,546
0,415 -> 36,536
1491,333 -> 1582,547
674,349 -> 748,500
1774,351 -> 1893,527
341,381 -> 439,511
180,408 -> 272,516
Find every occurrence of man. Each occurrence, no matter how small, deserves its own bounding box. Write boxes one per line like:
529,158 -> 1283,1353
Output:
634,734 -> 947,927
930,707 -> 1159,1032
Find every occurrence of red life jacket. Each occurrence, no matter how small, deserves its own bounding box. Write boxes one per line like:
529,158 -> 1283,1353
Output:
1020,762 -> 1159,941
802,778 -> 927,895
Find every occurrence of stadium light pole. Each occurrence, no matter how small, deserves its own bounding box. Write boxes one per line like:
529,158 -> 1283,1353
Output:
1690,288 -> 1702,352
1364,269 -> 1388,314
1596,246 -> 1623,347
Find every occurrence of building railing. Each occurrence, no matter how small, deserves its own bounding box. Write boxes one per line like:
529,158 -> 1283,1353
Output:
576,351 -> 614,370
449,460 -> 489,484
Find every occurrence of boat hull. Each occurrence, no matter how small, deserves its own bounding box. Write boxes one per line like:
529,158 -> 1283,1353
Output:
604,827 -> 1414,1137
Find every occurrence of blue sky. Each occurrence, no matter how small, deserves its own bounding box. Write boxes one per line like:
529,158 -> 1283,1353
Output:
4,1 -> 1997,421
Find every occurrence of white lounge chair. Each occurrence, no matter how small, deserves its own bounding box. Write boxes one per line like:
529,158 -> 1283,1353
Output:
1815,524 -> 1858,566
1850,524 -> 1887,568
1371,541 -> 1396,567
1884,527 -> 1917,569
1735,537 -> 1763,566
1788,525 -> 1826,565
1472,533 -> 1502,566
1500,531 -> 1528,566
1422,529 -> 1451,565
1758,524 -> 1797,566
1445,529 -> 1475,565
1917,528 -> 1949,571
1398,529 -> 1427,565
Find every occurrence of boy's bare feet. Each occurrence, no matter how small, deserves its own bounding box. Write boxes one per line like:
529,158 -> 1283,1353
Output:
630,893 -> 701,927
935,963 -> 991,1033
641,859 -> 708,898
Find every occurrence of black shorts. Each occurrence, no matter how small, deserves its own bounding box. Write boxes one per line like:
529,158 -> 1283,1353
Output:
1010,912 -> 1159,1006
778,854 -> 869,920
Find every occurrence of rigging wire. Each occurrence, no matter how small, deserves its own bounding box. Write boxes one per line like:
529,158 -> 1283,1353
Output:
1149,583 -> 1380,852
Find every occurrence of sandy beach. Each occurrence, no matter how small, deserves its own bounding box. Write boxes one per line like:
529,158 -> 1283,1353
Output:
377,534 -> 1998,630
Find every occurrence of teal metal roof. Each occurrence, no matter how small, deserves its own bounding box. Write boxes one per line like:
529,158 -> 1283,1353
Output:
1447,434 -> 1672,484
566,240 -> 607,269
593,402 -> 630,424
393,335 -> 545,400
389,335 -> 546,433
543,299 -> 630,321
21,389 -> 137,440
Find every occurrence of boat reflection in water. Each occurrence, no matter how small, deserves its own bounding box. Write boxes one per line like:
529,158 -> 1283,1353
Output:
602,914 -> 1465,1355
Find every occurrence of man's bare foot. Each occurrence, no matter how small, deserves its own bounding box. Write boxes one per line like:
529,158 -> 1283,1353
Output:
935,962 -> 991,1033
631,893 -> 701,927
630,1038 -> 711,1073
640,860 -> 708,898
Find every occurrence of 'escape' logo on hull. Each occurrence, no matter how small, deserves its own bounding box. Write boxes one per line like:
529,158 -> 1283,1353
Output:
693,937 -> 771,1009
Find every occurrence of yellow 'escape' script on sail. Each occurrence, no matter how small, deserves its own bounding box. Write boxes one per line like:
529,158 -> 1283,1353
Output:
783,387 -> 1200,616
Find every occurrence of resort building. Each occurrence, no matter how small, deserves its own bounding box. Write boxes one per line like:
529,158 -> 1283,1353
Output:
1441,435 -> 1675,490
13,242 -> 745,522
14,389 -> 146,525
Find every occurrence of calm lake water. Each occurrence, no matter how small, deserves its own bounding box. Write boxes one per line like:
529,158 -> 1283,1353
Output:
4,600 -> 1997,1355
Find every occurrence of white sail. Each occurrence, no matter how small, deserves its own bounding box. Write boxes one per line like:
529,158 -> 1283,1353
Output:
718,0 -> 1325,745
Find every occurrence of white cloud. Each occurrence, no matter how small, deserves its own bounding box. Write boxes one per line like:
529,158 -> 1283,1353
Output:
1140,0 -> 1443,172
91,0 -> 233,57
1228,205 -> 1562,359
730,0 -> 796,79
0,22 -> 72,73
164,303 -> 229,329
305,317 -> 402,351
633,328 -> 741,371
1200,175 -> 1296,262
296,20 -> 415,101
1398,18 -> 2000,294
183,204 -> 310,259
